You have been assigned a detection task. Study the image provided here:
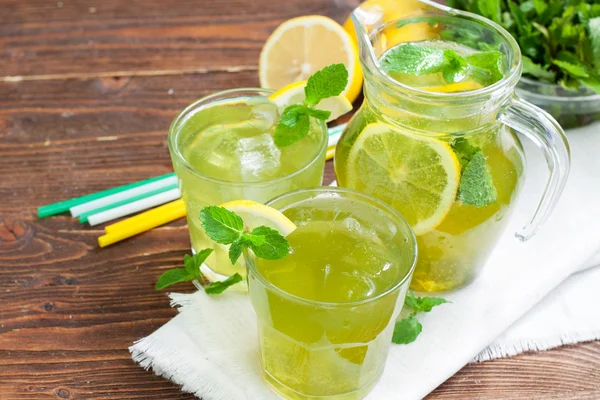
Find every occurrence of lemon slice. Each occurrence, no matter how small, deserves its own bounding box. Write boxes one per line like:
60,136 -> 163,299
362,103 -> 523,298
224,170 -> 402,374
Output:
423,81 -> 483,93
259,15 -> 363,104
345,123 -> 460,235
269,80 -> 353,123
219,200 -> 297,236
343,0 -> 435,47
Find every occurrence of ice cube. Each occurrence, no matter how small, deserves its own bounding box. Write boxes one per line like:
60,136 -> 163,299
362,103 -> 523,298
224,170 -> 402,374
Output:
202,132 -> 241,172
246,97 -> 278,131
236,133 -> 281,180
343,217 -> 362,233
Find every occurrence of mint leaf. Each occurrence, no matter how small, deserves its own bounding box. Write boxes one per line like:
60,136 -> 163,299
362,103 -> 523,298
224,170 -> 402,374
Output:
508,0 -> 528,35
466,51 -> 505,85
581,76 -> 600,93
273,105 -> 311,147
183,249 -> 213,277
247,226 -> 290,260
532,0 -> 547,15
458,151 -> 497,207
304,63 -> 348,107
155,268 -> 192,290
443,50 -> 468,83
451,138 -> 480,169
405,291 -> 450,313
227,236 -> 247,265
392,315 -> 422,344
381,44 -> 504,86
393,292 -> 449,345
205,273 -> 243,295
477,0 -> 501,23
305,108 -> 331,121
227,232 -> 268,265
522,56 -> 556,81
381,44 -> 447,75
200,206 -> 244,245
552,59 -> 590,78
590,18 -> 600,72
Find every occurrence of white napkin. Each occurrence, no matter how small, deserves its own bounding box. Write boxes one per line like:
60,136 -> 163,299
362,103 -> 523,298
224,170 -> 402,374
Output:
131,123 -> 600,400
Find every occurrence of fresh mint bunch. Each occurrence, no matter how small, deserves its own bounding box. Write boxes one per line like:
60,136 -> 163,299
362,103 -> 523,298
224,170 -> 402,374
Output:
380,43 -> 505,87
392,291 -> 450,344
200,206 -> 290,264
451,138 -> 497,208
156,206 -> 291,292
274,63 -> 349,147
448,0 -> 600,93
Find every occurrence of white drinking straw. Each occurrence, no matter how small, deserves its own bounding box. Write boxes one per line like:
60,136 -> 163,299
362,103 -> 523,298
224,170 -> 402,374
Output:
70,175 -> 178,217
87,187 -> 181,226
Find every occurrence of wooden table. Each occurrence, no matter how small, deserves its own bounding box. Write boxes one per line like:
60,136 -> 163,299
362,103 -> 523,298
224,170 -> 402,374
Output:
1,1 -> 599,399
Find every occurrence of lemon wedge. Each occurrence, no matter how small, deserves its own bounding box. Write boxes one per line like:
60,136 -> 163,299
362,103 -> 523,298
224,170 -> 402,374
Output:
269,80 -> 352,122
259,15 -> 363,104
345,122 -> 460,235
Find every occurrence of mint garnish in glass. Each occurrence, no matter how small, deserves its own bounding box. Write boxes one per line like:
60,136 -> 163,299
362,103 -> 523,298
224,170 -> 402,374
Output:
155,206 -> 289,292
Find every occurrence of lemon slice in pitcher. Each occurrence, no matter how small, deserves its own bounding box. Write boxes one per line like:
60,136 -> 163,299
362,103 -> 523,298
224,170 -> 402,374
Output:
345,123 -> 460,235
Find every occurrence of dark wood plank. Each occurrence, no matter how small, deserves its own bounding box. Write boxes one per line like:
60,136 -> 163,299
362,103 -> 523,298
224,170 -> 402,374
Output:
1,0 -> 356,78
429,342 -> 600,399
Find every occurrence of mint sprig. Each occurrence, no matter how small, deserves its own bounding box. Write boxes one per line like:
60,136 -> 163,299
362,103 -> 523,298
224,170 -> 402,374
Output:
156,250 -> 243,294
156,206 -> 291,292
205,273 -> 243,295
274,63 -> 349,147
392,291 -> 449,345
380,43 -> 505,87
200,206 -> 290,264
155,249 -> 212,290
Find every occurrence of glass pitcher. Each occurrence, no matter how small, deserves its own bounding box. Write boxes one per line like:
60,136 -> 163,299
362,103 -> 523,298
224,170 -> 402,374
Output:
335,0 -> 570,292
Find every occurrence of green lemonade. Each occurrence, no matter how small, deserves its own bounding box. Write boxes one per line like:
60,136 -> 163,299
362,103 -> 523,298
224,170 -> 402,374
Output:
169,91 -> 327,276
246,190 -> 415,400
335,41 -> 525,292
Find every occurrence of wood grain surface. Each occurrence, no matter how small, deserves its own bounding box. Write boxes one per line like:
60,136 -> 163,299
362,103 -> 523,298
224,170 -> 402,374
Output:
1,0 -> 599,399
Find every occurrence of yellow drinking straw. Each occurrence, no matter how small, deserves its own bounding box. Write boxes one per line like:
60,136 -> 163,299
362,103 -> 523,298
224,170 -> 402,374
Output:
98,199 -> 186,247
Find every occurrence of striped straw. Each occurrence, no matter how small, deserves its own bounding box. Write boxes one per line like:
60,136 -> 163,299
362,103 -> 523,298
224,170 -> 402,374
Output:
37,173 -> 175,218
87,187 -> 181,226
78,182 -> 179,223
70,175 -> 178,217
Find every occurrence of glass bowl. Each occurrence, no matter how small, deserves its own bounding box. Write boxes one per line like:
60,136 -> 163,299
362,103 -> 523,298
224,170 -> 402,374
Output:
516,77 -> 600,130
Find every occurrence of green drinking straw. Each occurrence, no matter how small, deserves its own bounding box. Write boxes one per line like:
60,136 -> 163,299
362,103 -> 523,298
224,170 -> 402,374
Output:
37,173 -> 176,218
78,182 -> 179,223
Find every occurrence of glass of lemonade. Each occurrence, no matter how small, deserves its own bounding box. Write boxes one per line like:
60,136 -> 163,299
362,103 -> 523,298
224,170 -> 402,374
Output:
335,2 -> 570,292
168,89 -> 327,277
245,187 -> 417,400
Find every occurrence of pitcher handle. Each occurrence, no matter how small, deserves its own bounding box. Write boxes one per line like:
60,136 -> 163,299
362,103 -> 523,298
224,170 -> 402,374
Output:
498,96 -> 571,242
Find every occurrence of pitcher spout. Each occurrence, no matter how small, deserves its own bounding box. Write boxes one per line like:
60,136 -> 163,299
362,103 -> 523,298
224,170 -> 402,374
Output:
349,0 -> 446,83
